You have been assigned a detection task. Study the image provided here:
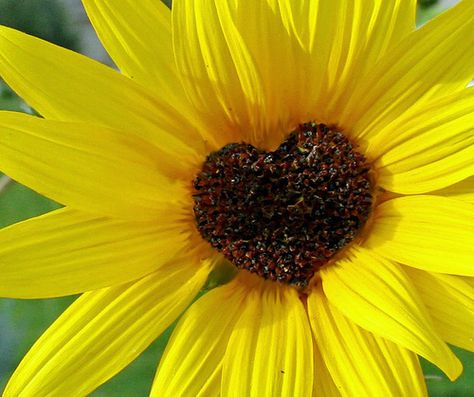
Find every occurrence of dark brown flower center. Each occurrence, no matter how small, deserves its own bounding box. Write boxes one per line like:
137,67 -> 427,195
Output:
193,122 -> 373,287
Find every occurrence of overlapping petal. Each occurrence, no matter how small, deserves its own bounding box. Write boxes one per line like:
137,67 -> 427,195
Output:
3,259 -> 211,397
344,0 -> 474,138
405,268 -> 474,352
82,0 -> 185,105
321,246 -> 462,380
0,0 -> 472,396
197,0 -> 304,147
369,89 -> 474,194
366,196 -> 474,276
0,25 -> 206,168
312,339 -> 341,397
431,176 -> 474,203
0,112 -> 191,220
181,0 -> 416,148
275,0 -> 416,129
222,277 -> 313,396
151,273 -> 249,397
309,284 -> 428,397
172,0 -> 266,148
0,207 -> 191,298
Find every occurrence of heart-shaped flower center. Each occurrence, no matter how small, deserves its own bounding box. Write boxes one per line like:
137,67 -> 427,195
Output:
193,122 -> 373,287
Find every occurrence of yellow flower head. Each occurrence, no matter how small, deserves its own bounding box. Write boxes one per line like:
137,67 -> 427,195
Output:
0,0 -> 473,396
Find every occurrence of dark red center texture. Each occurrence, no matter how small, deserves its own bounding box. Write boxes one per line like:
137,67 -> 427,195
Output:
193,122 -> 373,287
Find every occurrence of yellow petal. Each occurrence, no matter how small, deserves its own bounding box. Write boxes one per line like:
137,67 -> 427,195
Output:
309,284 -> 428,396
3,259 -> 211,397
344,0 -> 474,138
430,176 -> 474,203
0,25 -> 205,168
278,0 -> 415,57
371,89 -> 474,193
195,1 -> 415,148
276,0 -> 416,128
82,0 -> 185,106
365,87 -> 473,158
405,267 -> 474,352
366,196 -> 474,276
222,277 -> 313,397
0,207 -> 190,298
202,0 -> 305,147
172,0 -> 265,148
321,246 -> 462,380
0,111 -> 190,220
313,338 -> 342,397
151,272 -> 250,397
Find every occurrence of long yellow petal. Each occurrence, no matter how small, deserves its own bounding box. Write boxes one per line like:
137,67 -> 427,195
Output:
172,0 -> 265,148
82,0 -> 186,107
151,273 -> 250,397
405,267 -> 474,352
202,0 -> 303,148
3,259 -> 211,397
344,0 -> 474,138
365,88 -> 473,158
0,25 -> 205,166
321,246 -> 462,380
276,0 -> 416,129
309,284 -> 428,396
430,176 -> 474,203
193,1 -> 415,148
0,207 -> 190,298
312,337 -> 342,397
366,196 -> 474,276
371,89 -> 474,194
222,277 -> 313,397
0,111 -> 190,220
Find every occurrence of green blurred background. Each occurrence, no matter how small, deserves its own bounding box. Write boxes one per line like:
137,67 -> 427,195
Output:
0,0 -> 472,395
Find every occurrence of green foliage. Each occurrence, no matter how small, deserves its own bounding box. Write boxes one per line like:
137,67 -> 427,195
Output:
417,4 -> 445,26
422,350 -> 474,397
418,0 -> 440,9
0,0 -> 79,50
0,82 -> 24,112
92,328 -> 174,396
0,297 -> 75,392
0,181 -> 60,228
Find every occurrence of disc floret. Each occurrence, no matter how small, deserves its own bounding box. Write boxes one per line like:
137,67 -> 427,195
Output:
193,123 -> 373,287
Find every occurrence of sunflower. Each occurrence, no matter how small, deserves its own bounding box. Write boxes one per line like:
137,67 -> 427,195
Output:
0,0 -> 473,396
